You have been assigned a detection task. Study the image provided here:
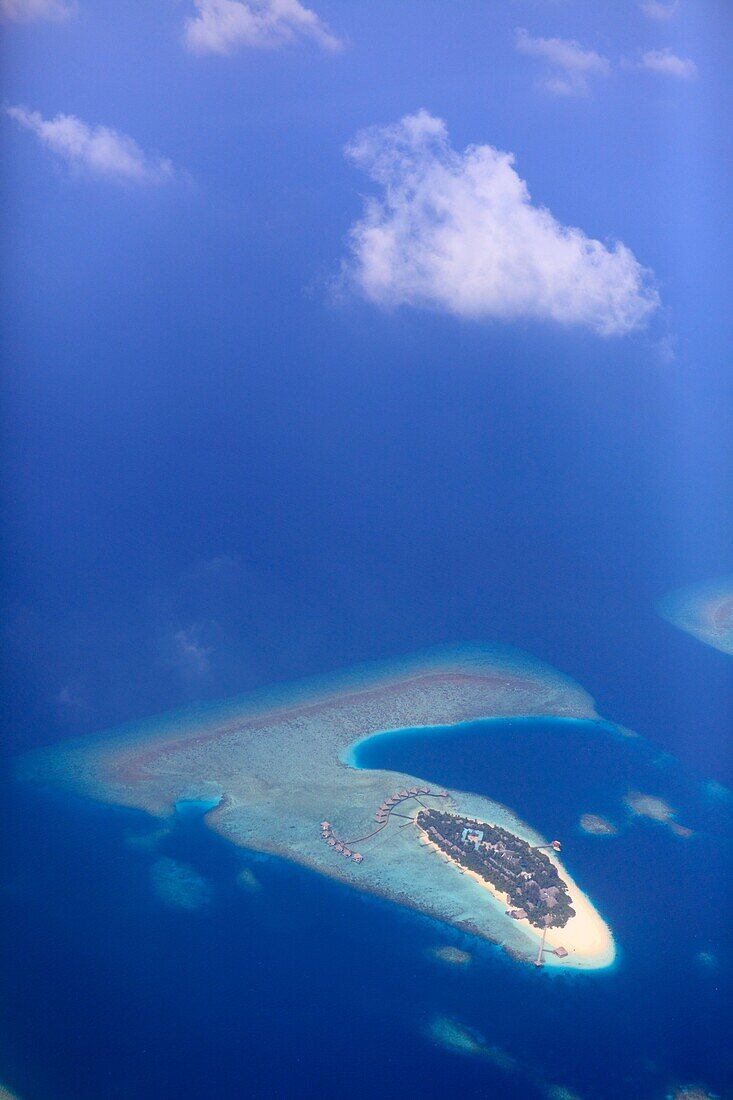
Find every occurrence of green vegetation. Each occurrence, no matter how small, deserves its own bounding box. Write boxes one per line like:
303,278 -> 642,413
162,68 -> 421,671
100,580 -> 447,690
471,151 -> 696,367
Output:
417,809 -> 575,929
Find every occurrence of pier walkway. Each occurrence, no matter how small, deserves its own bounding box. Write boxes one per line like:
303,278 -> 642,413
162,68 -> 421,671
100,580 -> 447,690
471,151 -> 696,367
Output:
319,786 -> 453,862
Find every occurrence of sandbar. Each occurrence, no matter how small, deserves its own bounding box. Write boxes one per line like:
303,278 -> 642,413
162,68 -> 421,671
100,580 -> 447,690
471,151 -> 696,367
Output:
18,645 -> 615,969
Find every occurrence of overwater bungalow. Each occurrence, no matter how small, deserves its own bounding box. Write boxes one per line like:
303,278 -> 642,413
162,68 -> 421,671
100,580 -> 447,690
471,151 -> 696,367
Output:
327,838 -> 336,847
352,853 -> 363,863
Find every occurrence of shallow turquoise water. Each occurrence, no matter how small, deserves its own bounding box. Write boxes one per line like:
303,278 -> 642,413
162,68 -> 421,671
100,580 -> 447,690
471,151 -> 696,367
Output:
174,796 -> 223,815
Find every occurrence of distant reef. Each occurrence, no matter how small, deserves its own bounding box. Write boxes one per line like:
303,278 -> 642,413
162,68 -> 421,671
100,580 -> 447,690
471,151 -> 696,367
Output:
16,645 -> 615,969
667,1086 -> 720,1100
658,576 -> 733,656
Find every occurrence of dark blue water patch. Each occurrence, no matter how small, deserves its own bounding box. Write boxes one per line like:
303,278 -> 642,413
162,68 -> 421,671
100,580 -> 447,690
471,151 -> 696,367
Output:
2,751 -> 732,1099
352,717 -> 730,842
352,717 -> 733,1093
353,717 -> 733,962
0,781 -> 542,1100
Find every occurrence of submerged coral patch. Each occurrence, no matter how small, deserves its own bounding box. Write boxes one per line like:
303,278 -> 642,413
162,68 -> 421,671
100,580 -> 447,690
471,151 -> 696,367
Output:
428,1014 -> 484,1056
124,825 -> 172,851
624,791 -> 694,838
236,867 -> 262,893
579,813 -> 618,837
429,944 -> 472,966
625,791 -> 674,822
150,857 -> 212,910
427,1015 -> 515,1071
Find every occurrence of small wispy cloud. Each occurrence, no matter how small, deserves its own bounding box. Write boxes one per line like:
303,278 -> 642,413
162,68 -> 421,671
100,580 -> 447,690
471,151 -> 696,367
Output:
654,333 -> 677,365
5,105 -> 176,184
638,47 -> 697,80
197,553 -> 241,575
0,0 -> 76,22
56,682 -> 87,712
343,110 -> 659,337
515,27 -> 610,96
165,626 -> 213,678
183,0 -> 342,55
639,0 -> 679,20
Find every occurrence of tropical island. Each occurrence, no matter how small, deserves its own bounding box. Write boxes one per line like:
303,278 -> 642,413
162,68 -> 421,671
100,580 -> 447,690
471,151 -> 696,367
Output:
417,809 -> 575,928
17,645 -> 615,969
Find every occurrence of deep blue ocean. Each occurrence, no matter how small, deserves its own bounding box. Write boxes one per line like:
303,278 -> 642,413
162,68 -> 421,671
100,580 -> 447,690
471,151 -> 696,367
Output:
3,4 -> 733,1093
2,702 -> 731,1099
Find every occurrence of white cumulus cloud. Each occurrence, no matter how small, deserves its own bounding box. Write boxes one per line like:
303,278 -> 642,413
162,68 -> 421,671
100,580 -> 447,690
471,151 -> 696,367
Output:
183,0 -> 341,54
343,111 -> 658,337
639,47 -> 696,79
6,105 -> 175,183
639,0 -> 679,20
0,0 -> 76,21
515,27 -> 610,96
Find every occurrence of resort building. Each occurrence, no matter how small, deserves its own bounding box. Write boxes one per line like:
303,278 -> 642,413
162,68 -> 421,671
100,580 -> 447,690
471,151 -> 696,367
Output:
461,827 -> 484,848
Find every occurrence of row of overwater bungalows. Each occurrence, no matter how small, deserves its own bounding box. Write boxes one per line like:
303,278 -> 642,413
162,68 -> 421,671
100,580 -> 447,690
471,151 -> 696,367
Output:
374,786 -> 433,823
319,821 -> 363,863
